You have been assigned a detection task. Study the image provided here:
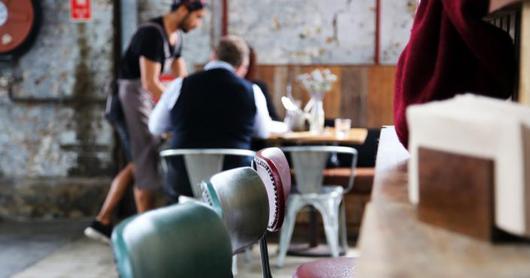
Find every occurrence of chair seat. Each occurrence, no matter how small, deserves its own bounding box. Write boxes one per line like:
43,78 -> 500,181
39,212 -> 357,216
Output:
293,186 -> 344,201
293,257 -> 356,278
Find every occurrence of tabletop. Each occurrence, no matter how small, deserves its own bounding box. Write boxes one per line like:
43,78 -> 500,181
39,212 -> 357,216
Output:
267,128 -> 368,145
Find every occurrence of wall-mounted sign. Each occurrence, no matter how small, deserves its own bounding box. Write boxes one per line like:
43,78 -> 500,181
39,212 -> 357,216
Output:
70,0 -> 91,22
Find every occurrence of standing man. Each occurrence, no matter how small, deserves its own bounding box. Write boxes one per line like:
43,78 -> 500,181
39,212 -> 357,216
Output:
149,36 -> 286,202
84,0 -> 206,243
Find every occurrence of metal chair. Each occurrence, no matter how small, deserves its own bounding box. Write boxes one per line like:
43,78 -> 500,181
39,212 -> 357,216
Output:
201,167 -> 269,254
160,148 -> 256,198
277,146 -> 358,267
252,147 -> 292,278
111,201 -> 233,278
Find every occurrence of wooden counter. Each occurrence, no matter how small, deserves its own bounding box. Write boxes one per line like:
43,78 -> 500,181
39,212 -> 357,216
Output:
356,127 -> 530,277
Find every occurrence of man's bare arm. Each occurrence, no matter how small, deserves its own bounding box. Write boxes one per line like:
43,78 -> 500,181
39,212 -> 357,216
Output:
171,57 -> 189,77
140,56 -> 165,102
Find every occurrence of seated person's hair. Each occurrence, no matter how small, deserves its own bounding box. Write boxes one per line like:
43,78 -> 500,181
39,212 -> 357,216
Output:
215,36 -> 250,68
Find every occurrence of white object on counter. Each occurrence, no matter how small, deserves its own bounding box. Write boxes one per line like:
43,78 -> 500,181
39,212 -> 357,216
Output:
407,94 -> 530,237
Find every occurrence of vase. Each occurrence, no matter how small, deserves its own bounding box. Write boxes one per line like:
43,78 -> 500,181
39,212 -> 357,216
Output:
305,92 -> 325,134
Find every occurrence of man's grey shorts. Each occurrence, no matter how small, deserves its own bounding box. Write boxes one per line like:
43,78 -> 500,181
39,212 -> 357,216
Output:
118,79 -> 161,191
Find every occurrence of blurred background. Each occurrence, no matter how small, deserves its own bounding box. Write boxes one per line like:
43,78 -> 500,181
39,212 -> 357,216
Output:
0,0 -> 415,221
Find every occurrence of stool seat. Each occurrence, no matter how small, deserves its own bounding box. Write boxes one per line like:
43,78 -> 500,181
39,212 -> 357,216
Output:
293,257 -> 356,278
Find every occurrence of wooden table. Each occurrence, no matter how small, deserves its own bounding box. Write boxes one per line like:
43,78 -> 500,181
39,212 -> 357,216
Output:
356,127 -> 530,277
268,128 -> 368,145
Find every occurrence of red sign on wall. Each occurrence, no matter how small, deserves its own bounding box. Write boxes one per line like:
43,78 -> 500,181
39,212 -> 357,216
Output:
70,0 -> 92,22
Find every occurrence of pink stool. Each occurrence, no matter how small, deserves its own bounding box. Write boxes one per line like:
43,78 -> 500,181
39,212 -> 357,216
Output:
293,257 -> 356,278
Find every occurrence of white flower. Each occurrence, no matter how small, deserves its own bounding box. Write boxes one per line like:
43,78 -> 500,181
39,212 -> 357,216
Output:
297,68 -> 337,95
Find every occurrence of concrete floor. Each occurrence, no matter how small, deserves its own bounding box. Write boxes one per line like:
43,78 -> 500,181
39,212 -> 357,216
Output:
0,219 -> 89,278
1,220 -> 359,278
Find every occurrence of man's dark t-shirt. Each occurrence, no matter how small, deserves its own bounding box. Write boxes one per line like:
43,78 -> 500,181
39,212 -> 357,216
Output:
119,17 -> 183,80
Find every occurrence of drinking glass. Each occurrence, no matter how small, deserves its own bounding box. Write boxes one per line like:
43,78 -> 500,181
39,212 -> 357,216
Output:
335,118 -> 351,138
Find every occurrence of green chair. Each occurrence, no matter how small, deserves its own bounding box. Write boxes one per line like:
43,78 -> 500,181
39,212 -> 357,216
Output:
201,167 -> 269,254
111,201 -> 233,278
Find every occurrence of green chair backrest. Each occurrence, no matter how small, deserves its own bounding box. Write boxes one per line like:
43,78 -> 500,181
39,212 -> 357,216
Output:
111,202 -> 233,278
201,167 -> 269,254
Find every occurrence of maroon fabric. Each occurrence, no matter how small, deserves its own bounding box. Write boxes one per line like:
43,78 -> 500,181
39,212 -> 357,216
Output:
394,0 -> 515,148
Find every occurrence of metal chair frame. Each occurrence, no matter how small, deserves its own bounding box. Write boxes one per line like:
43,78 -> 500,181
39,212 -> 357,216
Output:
277,146 -> 358,267
160,148 -> 256,198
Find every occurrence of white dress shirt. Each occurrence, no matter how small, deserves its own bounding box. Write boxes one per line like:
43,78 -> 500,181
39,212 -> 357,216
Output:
149,60 -> 286,138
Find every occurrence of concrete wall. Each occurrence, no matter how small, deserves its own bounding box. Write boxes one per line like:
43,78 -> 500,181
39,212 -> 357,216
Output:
229,0 -> 376,64
0,0 -> 115,179
380,0 -> 416,64
228,0 -> 415,65
0,0 -> 115,218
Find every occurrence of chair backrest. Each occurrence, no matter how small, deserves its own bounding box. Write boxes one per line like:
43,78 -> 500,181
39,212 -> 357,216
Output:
201,167 -> 269,254
282,146 -> 358,194
253,147 -> 291,232
160,148 -> 256,197
111,201 -> 233,278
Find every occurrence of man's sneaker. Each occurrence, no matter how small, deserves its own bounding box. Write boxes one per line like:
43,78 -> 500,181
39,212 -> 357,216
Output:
84,220 -> 113,244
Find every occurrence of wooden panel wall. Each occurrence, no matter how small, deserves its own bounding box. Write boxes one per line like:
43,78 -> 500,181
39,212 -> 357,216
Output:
254,65 -> 396,128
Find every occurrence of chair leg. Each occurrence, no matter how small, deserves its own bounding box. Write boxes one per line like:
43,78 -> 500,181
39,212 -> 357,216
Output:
339,200 -> 348,251
315,199 -> 340,258
277,196 -> 303,268
260,235 -> 273,278
232,255 -> 238,276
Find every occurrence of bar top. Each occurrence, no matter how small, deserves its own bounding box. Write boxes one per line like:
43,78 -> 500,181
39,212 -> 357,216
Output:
356,127 -> 530,277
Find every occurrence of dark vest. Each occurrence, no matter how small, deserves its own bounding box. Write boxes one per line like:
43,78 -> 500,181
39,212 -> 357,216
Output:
169,68 -> 256,149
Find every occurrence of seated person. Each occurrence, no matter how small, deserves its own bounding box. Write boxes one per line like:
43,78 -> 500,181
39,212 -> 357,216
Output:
245,46 -> 280,121
149,35 -> 286,202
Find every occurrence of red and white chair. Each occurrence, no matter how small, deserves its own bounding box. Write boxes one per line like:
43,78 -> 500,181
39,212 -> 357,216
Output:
253,147 -> 291,278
